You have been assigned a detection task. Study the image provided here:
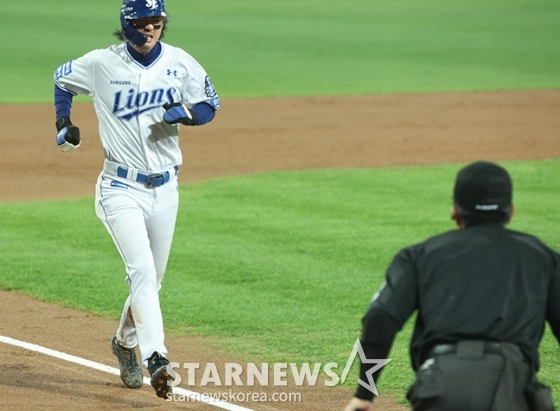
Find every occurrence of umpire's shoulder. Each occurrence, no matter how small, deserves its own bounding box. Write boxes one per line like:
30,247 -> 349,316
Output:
417,228 -> 459,246
507,228 -> 560,259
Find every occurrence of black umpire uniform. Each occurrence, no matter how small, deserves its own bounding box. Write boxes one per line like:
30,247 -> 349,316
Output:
348,161 -> 560,411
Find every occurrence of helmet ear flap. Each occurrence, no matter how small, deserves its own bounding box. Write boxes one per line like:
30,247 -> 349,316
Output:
120,14 -> 148,47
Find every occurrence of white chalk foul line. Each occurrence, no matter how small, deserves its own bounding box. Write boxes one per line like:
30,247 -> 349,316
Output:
0,334 -> 253,411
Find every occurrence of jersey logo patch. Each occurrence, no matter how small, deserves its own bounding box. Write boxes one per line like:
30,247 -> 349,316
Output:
167,69 -> 178,77
110,180 -> 129,189
204,76 -> 220,110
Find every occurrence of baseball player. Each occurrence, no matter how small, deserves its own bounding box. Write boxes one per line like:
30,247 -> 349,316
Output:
53,0 -> 219,399
344,161 -> 560,411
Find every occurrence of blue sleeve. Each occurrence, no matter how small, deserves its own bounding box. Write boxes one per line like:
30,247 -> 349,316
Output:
191,102 -> 216,126
54,84 -> 73,119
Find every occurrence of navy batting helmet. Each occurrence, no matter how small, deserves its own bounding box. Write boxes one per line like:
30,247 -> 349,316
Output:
120,0 -> 167,47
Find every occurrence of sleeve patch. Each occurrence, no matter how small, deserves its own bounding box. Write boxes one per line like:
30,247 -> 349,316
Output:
204,76 -> 220,110
55,61 -> 74,80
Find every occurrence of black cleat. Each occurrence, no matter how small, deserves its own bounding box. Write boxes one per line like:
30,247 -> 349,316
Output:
147,351 -> 173,399
110,336 -> 144,389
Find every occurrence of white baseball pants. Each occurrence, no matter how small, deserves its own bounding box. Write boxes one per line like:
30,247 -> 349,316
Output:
95,166 -> 179,366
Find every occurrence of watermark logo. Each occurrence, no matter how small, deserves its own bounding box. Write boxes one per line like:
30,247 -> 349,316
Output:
165,339 -> 390,399
166,390 -> 302,403
340,338 -> 392,396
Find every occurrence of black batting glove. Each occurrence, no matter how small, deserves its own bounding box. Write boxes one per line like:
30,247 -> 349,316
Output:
55,116 -> 81,152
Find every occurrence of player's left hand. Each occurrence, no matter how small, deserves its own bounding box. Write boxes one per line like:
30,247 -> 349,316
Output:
343,397 -> 374,411
163,102 -> 198,125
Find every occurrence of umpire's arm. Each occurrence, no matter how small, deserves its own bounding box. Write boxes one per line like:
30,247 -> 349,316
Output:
355,247 -> 419,402
547,253 -> 560,343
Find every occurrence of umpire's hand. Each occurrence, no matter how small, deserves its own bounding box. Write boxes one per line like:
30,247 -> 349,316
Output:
344,397 -> 374,411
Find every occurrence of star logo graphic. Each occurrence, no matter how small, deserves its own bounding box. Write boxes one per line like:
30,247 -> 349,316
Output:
339,338 -> 392,396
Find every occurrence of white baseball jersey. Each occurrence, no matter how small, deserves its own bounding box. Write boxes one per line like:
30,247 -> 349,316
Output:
55,42 -> 220,172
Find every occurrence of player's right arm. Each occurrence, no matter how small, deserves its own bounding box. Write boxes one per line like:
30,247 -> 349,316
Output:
53,50 -> 101,152
53,84 -> 80,152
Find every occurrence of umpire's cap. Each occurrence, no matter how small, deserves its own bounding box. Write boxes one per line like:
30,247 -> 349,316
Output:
453,161 -> 512,216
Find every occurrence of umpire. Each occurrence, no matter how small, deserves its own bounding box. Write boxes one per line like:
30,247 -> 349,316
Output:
344,161 -> 560,411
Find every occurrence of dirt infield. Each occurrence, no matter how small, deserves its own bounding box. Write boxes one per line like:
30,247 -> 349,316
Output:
1,90 -> 559,410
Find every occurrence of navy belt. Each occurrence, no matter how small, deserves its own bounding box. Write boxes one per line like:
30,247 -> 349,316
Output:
116,166 -> 178,187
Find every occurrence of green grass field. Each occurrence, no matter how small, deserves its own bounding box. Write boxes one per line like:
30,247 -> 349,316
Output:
1,162 -> 560,404
1,0 -> 559,407
1,0 -> 560,102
